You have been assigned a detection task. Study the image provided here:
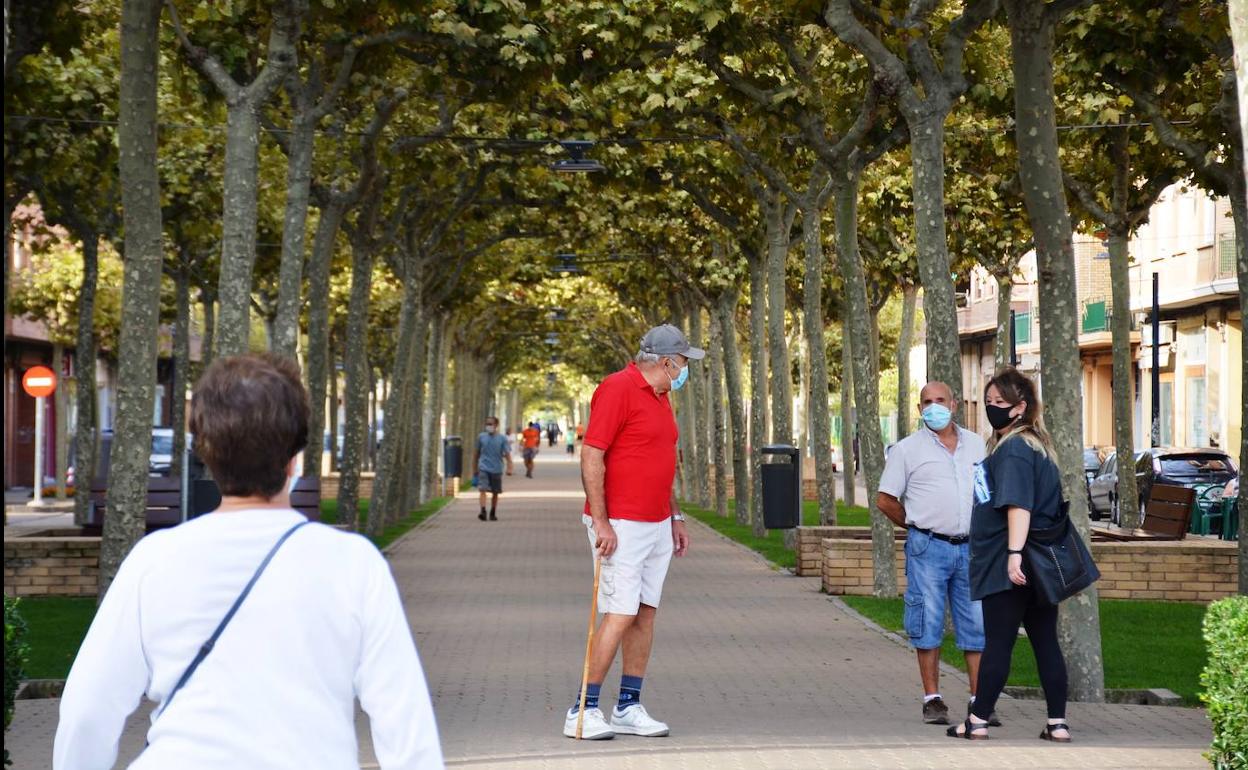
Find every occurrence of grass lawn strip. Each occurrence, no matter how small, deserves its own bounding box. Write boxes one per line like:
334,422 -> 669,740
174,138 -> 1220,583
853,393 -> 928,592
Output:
19,496 -> 452,681
841,595 -> 1207,706
681,499 -> 871,570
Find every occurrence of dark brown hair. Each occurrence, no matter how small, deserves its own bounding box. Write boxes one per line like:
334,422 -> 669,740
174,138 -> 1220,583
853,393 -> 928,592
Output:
189,354 -> 309,498
984,367 -> 1055,458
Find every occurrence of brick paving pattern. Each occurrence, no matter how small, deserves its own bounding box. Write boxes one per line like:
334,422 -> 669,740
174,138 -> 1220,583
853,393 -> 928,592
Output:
6,454 -> 1211,768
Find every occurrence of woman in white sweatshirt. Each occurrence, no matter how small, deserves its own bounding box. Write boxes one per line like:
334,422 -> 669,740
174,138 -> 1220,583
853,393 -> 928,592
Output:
54,353 -> 444,770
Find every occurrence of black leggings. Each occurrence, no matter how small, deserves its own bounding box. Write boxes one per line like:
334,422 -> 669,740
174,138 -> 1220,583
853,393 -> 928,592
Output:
971,584 -> 1068,720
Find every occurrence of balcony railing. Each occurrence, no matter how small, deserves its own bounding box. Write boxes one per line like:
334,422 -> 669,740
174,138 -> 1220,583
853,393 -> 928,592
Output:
1014,310 -> 1032,345
1217,235 -> 1237,280
1081,298 -> 1110,334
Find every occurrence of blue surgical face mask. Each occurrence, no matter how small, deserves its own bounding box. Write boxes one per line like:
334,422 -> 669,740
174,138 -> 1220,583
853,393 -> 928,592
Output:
921,403 -> 952,431
666,360 -> 689,391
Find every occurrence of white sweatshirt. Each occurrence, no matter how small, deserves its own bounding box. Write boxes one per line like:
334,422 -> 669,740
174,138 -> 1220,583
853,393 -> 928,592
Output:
53,508 -> 444,770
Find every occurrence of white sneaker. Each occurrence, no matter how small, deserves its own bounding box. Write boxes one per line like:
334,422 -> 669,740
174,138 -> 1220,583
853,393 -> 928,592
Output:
610,704 -> 670,737
563,707 -> 615,740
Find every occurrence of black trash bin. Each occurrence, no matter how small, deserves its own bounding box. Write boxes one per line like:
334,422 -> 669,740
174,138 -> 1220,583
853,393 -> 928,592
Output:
761,444 -> 801,529
443,436 -> 463,479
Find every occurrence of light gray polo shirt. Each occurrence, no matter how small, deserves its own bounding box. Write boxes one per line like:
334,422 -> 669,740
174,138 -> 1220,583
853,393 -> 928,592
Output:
878,425 -> 986,537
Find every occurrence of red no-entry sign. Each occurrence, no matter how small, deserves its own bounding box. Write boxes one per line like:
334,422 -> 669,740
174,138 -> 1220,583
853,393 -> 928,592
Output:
22,366 -> 57,398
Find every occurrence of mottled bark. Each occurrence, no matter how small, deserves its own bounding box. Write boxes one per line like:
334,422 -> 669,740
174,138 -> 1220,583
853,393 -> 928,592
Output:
102,0 -> 164,598
717,288 -> 749,518
765,199 -> 794,445
198,288 -> 215,371
168,0 -> 302,358
993,273 -> 1013,371
909,117 -> 964,402
1004,0 -> 1104,699
747,250 -> 769,535
73,235 -> 99,525
802,207 -> 836,525
328,339 -> 339,473
833,176 -> 893,595
897,283 -> 917,440
336,190 -> 382,531
401,311 -> 429,515
708,304 -> 729,519
271,119 -> 315,358
1232,190 -> 1248,593
301,200 -> 346,476
1106,230 -> 1140,528
170,266 -> 191,479
369,282 -> 418,537
840,322 -> 856,508
689,306 -> 710,508
422,314 -> 447,502
52,344 -> 67,498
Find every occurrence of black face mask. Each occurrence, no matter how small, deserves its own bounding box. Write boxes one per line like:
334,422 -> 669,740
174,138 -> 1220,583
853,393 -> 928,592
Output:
985,403 -> 1018,431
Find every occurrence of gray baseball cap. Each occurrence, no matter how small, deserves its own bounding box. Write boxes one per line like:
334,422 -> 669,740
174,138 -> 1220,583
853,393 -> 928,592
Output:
640,324 -> 706,360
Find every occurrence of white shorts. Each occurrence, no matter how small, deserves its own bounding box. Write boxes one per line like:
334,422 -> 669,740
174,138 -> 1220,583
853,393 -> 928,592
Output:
582,515 -> 674,616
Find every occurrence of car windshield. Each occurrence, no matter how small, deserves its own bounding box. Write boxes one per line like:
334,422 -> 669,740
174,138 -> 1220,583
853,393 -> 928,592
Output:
1083,450 -> 1100,467
1158,455 -> 1236,484
151,434 -> 174,455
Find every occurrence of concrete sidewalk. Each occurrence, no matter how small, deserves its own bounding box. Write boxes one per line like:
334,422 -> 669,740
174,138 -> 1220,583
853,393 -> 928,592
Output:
7,453 -> 1210,768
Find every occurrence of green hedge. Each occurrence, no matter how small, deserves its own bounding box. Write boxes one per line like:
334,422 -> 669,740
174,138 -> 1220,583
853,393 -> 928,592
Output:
4,596 -> 30,767
1201,596 -> 1247,769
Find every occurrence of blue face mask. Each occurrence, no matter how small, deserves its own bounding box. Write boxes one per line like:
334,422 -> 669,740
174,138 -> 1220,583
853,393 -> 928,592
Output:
921,403 -> 952,431
667,360 -> 689,391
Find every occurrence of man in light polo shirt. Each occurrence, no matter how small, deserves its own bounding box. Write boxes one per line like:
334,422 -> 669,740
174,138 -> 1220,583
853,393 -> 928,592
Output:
877,381 -> 993,727
562,324 -> 700,740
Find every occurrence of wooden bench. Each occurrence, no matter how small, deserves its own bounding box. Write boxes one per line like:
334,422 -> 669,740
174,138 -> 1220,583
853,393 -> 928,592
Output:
86,475 -> 323,533
1096,484 -> 1195,542
86,476 -> 184,534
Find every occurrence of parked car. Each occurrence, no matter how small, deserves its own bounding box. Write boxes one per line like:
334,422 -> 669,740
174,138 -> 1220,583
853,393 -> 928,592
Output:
1089,447 -> 1239,526
149,427 -> 175,475
1082,447 -> 1105,512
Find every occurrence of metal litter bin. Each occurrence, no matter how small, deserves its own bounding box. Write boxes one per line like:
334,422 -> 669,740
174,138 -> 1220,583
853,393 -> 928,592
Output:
443,436 -> 463,479
761,444 -> 801,529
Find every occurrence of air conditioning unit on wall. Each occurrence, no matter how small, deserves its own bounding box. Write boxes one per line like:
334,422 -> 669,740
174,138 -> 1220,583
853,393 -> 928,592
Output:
1141,321 -> 1176,346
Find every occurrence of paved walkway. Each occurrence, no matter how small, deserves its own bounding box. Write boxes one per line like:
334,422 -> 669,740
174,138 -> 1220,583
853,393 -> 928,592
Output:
8,453 -> 1211,768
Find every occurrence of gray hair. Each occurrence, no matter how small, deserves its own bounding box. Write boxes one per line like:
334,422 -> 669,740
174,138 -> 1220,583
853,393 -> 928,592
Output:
634,350 -> 662,364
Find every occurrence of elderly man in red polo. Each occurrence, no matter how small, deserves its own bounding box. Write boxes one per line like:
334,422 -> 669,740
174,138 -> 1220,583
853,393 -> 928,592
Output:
561,324 -> 702,740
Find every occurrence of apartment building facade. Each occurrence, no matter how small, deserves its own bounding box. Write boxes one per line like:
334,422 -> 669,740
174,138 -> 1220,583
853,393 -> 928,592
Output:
948,183 -> 1241,454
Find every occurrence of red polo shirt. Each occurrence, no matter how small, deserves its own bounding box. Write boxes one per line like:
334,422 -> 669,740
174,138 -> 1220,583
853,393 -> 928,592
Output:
582,362 -> 678,522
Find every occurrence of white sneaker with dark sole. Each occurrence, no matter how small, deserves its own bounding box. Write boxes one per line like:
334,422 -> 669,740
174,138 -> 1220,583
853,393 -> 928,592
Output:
563,707 -> 614,740
610,704 -> 670,737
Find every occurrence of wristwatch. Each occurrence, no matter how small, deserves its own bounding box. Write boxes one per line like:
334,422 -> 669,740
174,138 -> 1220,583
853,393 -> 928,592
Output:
671,512 -> 686,522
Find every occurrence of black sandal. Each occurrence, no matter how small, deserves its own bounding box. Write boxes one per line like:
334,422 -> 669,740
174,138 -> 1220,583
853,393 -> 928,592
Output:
946,717 -> 990,740
1040,722 -> 1072,742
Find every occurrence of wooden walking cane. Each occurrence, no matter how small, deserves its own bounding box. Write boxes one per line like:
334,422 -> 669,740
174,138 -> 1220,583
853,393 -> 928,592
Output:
575,557 -> 603,739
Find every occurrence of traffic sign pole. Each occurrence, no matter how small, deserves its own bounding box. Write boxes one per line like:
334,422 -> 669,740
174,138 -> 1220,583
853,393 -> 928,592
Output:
22,366 -> 59,506
33,396 -> 45,506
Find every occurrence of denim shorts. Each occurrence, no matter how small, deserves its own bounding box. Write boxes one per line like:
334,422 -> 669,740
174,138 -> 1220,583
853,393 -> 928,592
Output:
903,528 -> 985,651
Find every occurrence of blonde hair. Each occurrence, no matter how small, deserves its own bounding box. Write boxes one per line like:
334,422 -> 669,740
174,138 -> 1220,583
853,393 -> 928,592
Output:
984,368 -> 1057,460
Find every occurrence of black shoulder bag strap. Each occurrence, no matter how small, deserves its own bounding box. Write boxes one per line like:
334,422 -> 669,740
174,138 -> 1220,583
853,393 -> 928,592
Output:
154,519 -> 311,720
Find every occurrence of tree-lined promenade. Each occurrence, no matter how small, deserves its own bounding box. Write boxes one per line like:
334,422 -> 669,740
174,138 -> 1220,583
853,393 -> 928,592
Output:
5,0 -> 1248,712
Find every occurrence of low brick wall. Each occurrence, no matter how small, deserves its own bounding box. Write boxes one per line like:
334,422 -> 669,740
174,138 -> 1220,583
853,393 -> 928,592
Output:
320,473 -> 376,500
821,536 -> 1239,601
796,526 -> 904,576
4,537 -> 101,597
822,538 -> 907,595
1093,540 -> 1239,601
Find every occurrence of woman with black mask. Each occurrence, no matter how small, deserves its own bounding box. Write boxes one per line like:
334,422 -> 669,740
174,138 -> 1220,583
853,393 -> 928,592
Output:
948,368 -> 1071,742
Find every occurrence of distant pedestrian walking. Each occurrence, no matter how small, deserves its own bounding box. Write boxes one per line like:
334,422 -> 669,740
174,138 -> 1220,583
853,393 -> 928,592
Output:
951,367 -> 1071,742
562,324 -> 701,740
476,416 -> 511,521
522,422 -> 541,478
547,422 -> 561,447
566,429 -> 576,455
877,381 -> 989,727
53,354 -> 443,769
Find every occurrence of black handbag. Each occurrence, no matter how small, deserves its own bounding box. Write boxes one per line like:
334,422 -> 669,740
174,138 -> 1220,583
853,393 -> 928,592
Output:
1023,502 -> 1101,605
